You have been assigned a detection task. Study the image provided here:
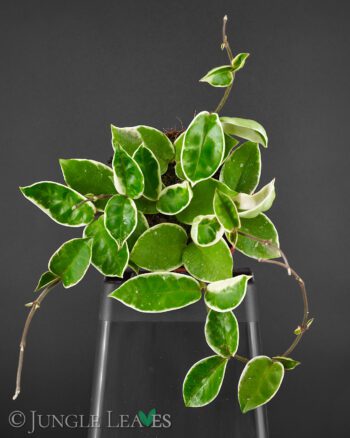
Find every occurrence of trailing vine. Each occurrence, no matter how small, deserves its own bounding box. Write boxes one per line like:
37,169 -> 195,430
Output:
13,16 -> 312,414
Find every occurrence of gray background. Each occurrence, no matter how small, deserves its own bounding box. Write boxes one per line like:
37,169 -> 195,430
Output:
0,0 -> 348,436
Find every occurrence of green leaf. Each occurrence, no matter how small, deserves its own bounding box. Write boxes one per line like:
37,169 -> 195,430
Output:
157,181 -> 193,215
220,141 -> 261,194
127,211 -> 149,250
236,213 -> 280,259
84,216 -> 129,277
200,65 -> 234,87
131,224 -> 187,271
59,159 -> 116,210
183,239 -> 233,282
20,182 -> 95,227
223,134 -> 239,160
104,195 -> 137,248
231,53 -> 250,72
183,355 -> 228,407
213,189 -> 240,231
235,179 -> 276,218
272,356 -> 301,370
138,408 -> 156,427
48,238 -> 92,288
35,271 -> 59,291
191,215 -> 224,247
205,275 -> 251,312
112,144 -> 144,199
133,145 -> 162,200
177,178 -> 237,225
134,197 -> 158,214
238,356 -> 284,413
174,132 -> 186,180
220,117 -> 268,148
109,272 -> 201,312
111,125 -> 175,174
181,111 -> 225,184
205,310 -> 239,358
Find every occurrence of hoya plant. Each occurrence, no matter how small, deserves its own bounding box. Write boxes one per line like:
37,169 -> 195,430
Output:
13,16 -> 312,414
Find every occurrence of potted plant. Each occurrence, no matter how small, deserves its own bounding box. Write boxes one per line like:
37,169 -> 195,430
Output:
13,14 -> 312,429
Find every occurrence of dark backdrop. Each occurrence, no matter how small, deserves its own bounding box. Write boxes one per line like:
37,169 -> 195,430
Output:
1,0 -> 348,436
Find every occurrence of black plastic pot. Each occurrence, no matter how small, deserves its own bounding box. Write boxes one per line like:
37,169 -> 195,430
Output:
88,269 -> 269,437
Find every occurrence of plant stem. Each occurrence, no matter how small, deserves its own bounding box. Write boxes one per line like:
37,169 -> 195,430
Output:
214,15 -> 234,114
236,230 -> 311,358
72,194 -> 113,211
12,279 -> 60,400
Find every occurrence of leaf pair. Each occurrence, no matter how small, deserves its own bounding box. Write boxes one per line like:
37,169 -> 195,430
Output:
200,53 -> 250,88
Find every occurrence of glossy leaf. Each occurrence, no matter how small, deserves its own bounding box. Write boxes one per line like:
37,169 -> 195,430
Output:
273,356 -> 301,370
190,215 -> 224,247
220,117 -> 268,148
104,195 -> 137,248
183,239 -> 233,282
35,271 -> 59,291
133,145 -> 161,200
157,181 -> 193,215
220,141 -> 261,194
59,159 -> 116,210
238,356 -> 284,413
112,144 -> 144,199
127,211 -> 149,250
109,272 -> 201,312
236,179 -> 276,218
231,53 -> 250,72
200,65 -> 234,87
213,189 -> 240,231
131,224 -> 187,271
205,275 -> 251,312
20,182 -> 95,227
135,197 -> 158,214
174,132 -> 186,179
183,356 -> 228,407
205,310 -> 239,357
223,134 -> 239,160
177,179 -> 237,225
84,216 -> 129,277
48,238 -> 92,288
181,112 -> 225,184
236,213 -> 280,259
111,125 -> 175,174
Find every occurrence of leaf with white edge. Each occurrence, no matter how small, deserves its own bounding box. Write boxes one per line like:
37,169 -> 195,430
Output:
20,182 -> 95,227
205,310 -> 239,358
236,214 -> 280,259
191,215 -> 224,247
174,132 -> 186,180
135,197 -> 158,214
238,356 -> 284,413
59,159 -> 116,210
231,53 -> 250,72
235,179 -> 276,218
177,179 -> 237,225
157,181 -> 193,215
205,275 -> 251,312
183,239 -> 233,282
109,272 -> 201,312
200,65 -> 234,87
223,134 -> 239,160
183,355 -> 228,407
112,144 -> 144,199
133,145 -> 161,200
131,224 -> 187,271
35,271 -> 59,291
181,112 -> 225,184
127,211 -> 149,250
220,141 -> 261,194
104,195 -> 137,248
84,216 -> 129,277
213,189 -> 240,231
48,238 -> 92,288
111,125 -> 175,174
272,356 -> 301,370
221,117 -> 268,148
